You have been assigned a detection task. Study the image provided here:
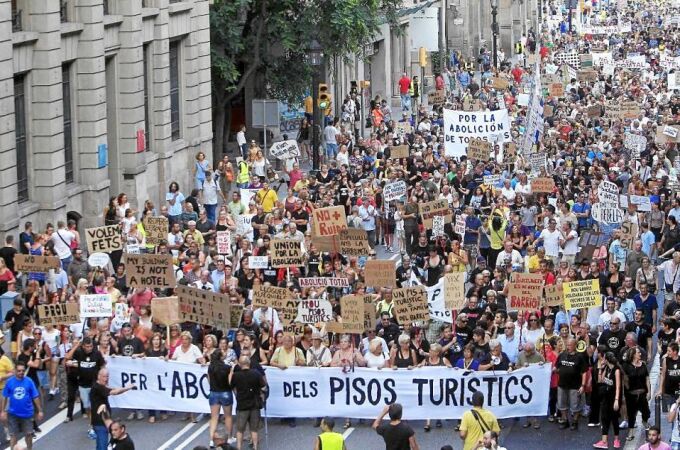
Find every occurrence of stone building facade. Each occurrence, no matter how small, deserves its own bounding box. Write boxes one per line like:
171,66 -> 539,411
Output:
0,0 -> 212,236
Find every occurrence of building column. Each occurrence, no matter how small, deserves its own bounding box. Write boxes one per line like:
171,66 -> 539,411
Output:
499,0 -> 514,59
0,0 -> 18,231
188,0 -> 212,150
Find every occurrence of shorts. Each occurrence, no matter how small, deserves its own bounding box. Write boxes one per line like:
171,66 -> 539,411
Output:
79,386 -> 92,409
209,391 -> 234,407
236,409 -> 261,432
557,387 -> 582,414
7,415 -> 32,437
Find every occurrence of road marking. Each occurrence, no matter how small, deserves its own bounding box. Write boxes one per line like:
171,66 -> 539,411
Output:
175,421 -> 210,450
342,426 -> 355,439
3,408 -> 68,450
157,421 -> 199,450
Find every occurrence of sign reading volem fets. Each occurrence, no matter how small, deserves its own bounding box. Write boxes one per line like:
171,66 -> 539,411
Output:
176,286 -> 230,330
507,273 -> 544,310
125,253 -> 174,289
14,254 -> 61,273
392,286 -> 429,324
270,239 -> 303,267
85,225 -> 124,253
419,198 -> 453,228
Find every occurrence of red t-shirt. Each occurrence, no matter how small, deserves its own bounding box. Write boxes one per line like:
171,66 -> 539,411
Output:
398,77 -> 411,95
511,67 -> 523,83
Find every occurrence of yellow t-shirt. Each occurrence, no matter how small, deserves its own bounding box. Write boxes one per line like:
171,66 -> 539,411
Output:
271,346 -> 303,368
460,407 -> 501,450
487,216 -> 507,250
257,188 -> 278,213
0,355 -> 14,389
527,254 -> 541,273
183,229 -> 205,246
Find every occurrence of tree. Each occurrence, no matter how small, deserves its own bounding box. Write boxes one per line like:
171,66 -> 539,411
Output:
210,0 -> 403,158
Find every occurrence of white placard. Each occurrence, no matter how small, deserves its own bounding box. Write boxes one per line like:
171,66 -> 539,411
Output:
294,299 -> 333,323
80,294 -> 113,318
87,252 -> 111,268
269,140 -> 301,160
248,256 -> 269,269
383,181 -> 408,202
432,216 -> 445,237
443,109 -> 512,158
597,180 -> 620,205
591,203 -> 624,224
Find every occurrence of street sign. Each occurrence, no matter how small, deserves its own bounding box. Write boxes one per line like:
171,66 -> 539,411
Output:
251,99 -> 280,128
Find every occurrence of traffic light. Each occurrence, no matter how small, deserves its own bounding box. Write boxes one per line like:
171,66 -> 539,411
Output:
318,84 -> 331,109
419,47 -> 428,68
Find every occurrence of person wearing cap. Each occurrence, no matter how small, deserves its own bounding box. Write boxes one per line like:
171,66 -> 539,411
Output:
306,330 -> 331,368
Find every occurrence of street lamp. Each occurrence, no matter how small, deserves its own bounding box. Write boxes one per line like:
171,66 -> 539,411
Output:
307,39 -> 324,171
490,0 -> 498,69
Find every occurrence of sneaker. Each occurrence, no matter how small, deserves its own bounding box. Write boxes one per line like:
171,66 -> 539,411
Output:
613,438 -> 621,449
588,422 -> 600,427
136,411 -> 144,420
58,401 -> 67,409
619,420 -> 628,429
643,420 -> 651,430
63,417 -> 72,423
209,440 -> 215,449
227,437 -> 237,445
126,412 -> 136,421
593,440 -> 608,449
87,428 -> 97,440
33,426 -> 41,433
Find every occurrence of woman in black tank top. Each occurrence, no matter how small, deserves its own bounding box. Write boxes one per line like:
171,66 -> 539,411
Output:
419,343 -> 452,431
595,352 -> 623,449
659,342 -> 680,412
389,334 -> 417,369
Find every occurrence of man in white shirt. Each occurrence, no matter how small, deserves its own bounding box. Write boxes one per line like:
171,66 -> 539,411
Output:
323,119 -> 340,160
559,222 -> 579,266
201,170 -> 225,223
598,297 -> 627,332
253,306 -> 282,334
495,240 -> 523,269
536,219 -> 561,267
192,270 -> 214,291
51,221 -> 75,270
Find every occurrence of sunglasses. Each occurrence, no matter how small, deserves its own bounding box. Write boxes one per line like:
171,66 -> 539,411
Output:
529,319 -> 538,322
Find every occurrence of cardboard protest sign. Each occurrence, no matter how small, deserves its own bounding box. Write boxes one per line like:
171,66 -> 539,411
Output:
312,206 -> 347,237
587,105 -> 601,118
176,286 -> 230,330
269,140 -> 301,160
270,239 -> 303,267
491,77 -> 509,90
427,90 -> 446,105
14,254 -> 61,273
656,127 -> 680,144
327,295 -> 366,334
151,296 -> 180,326
248,256 -> 269,269
79,294 -> 113,318
620,222 -> 638,250
467,138 -> 492,161
125,254 -> 174,289
310,231 -> 339,253
394,122 -> 413,135
299,277 -> 350,288
38,303 -> 80,326
444,273 -> 466,310
338,228 -> 371,257
85,225 -> 124,253
251,285 -> 292,309
216,231 -> 231,255
390,145 -> 410,159
544,284 -> 564,308
144,217 -> 168,246
392,286 -> 429,323
507,273 -> 544,310
363,295 -> 376,330
383,180 -> 408,202
563,279 -> 601,310
364,260 -> 396,288
419,198 -> 453,228
230,304 -> 244,329
548,83 -> 564,97
530,177 -> 555,193
578,70 -> 598,83
295,299 -> 333,324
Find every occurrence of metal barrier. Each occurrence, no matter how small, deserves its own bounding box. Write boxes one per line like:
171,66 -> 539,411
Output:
655,396 -> 661,430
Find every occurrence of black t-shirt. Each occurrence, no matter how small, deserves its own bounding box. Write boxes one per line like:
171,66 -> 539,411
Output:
117,337 -> 145,356
109,434 -> 135,450
376,421 -> 414,450
658,329 -> 677,357
625,321 -> 653,349
479,352 -> 511,370
231,368 -> 264,411
73,348 -> 105,387
665,356 -> 680,396
0,247 -> 17,274
665,301 -> 680,318
556,351 -> 587,389
90,383 -> 111,426
597,329 -> 626,356
17,352 -> 39,387
4,308 -> 29,341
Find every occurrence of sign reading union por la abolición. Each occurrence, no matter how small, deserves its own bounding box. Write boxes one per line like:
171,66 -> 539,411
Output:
443,108 -> 512,158
106,357 -> 551,419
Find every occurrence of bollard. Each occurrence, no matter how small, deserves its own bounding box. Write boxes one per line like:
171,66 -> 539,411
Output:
655,396 -> 662,430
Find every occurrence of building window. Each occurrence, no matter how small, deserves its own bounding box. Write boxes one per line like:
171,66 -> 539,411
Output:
143,44 -> 153,151
60,1 -> 68,22
62,64 -> 74,184
169,40 -> 181,141
103,0 -> 109,15
11,0 -> 21,32
14,75 -> 28,203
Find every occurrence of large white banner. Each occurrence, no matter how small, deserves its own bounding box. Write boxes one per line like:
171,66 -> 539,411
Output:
106,357 -> 551,419
443,109 -> 511,158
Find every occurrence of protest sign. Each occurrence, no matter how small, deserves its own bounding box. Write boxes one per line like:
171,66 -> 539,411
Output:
294,299 -> 333,324
383,180 -> 408,202
530,177 -> 555,193
419,198 -> 453,228
507,273 -> 545,310
338,228 -> 371,257
85,225 -> 124,253
629,195 -> 652,212
443,108 -> 511,157
251,285 -> 292,309
392,286 -> 429,323
454,214 -> 466,242
579,53 -> 594,68
548,83 -> 564,97
467,138 -> 492,161
144,217 -> 168,246
656,127 -> 680,144
269,140 -> 300,160
107,357 -> 551,419
230,304 -> 244,329
125,254 -> 174,289
427,278 -> 452,322
87,252 -> 110,269
80,294 -> 113,318
483,175 -> 501,187
530,153 -> 546,174
326,295 -> 365,334
38,303 -> 80,326
394,122 -> 413,135
248,256 -> 269,269
235,213 -> 254,238
427,90 -> 446,105
298,277 -> 350,288
591,202 -> 624,224
491,77 -> 509,90
389,145 -> 410,159
364,260 -> 396,288
176,286 -> 230,330
620,222 -> 638,250
270,239 -> 303,267
544,284 -> 564,308
432,216 -> 445,237
216,230 -> 231,255
312,206 -> 347,237
14,254 -> 61,273
563,280 -> 601,309
444,273 -> 466,310
587,104 -> 601,118
578,70 -> 599,83
624,133 -> 646,158
151,297 -> 180,326
598,180 -> 620,205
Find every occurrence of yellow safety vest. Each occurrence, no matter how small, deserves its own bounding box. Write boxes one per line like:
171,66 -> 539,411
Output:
237,160 -> 249,184
318,432 -> 344,450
